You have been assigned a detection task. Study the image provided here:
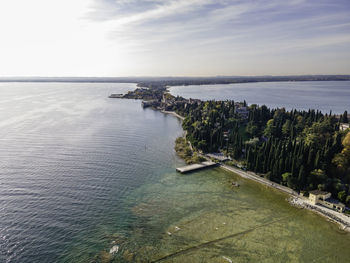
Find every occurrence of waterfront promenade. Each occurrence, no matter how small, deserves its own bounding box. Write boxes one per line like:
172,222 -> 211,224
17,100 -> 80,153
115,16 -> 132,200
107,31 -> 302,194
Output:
219,164 -> 298,196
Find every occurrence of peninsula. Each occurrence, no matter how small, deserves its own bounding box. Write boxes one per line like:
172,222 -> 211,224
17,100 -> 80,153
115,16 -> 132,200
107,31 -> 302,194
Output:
110,82 -> 350,230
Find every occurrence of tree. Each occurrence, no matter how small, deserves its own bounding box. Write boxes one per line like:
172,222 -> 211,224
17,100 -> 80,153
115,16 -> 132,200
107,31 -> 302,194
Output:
176,99 -> 347,203
338,191 -> 346,202
282,172 -> 291,185
264,119 -> 277,137
343,111 -> 348,123
346,195 -> 350,205
298,165 -> 306,189
282,120 -> 291,137
246,121 -> 258,137
332,132 -> 350,171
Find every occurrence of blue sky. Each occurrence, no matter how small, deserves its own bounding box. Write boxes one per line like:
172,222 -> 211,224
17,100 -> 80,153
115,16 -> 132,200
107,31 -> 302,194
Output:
0,0 -> 349,76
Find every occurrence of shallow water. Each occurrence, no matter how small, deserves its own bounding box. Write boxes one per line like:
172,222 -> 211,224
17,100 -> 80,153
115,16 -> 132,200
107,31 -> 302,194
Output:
0,82 -> 349,263
106,168 -> 350,262
169,81 -> 350,114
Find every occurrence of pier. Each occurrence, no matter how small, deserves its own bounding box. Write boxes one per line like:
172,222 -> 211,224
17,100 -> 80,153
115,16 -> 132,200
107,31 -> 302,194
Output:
109,94 -> 124,98
176,161 -> 217,174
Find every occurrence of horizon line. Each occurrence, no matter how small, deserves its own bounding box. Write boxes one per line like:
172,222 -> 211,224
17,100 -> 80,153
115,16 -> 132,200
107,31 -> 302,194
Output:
1,74 -> 350,79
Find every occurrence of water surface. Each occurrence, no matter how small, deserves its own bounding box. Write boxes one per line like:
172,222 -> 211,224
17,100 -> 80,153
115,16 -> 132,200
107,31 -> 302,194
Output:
170,81 -> 350,114
0,82 -> 349,263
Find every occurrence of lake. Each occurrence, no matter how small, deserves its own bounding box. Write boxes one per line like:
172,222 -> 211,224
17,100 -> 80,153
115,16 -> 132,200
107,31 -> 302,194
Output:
169,81 -> 350,114
0,82 -> 350,263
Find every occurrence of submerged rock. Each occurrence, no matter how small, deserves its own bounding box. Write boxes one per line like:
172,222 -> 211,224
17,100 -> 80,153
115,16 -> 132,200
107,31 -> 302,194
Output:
222,256 -> 233,263
109,245 -> 119,254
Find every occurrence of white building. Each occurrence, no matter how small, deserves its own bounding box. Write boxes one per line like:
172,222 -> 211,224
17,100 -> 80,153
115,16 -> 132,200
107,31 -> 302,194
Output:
309,190 -> 345,212
340,123 -> 349,131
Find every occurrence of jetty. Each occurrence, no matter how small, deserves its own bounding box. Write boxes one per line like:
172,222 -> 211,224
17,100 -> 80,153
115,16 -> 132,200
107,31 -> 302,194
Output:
176,161 -> 217,174
109,94 -> 124,98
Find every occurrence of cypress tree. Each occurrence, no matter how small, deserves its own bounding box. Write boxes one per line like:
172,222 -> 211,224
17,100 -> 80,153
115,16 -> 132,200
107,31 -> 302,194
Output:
307,148 -> 314,169
298,165 -> 306,189
314,150 -> 320,168
343,111 -> 348,123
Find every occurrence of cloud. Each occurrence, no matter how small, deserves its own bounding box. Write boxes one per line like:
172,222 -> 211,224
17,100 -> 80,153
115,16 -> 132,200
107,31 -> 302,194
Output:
0,0 -> 349,76
88,0 -> 350,54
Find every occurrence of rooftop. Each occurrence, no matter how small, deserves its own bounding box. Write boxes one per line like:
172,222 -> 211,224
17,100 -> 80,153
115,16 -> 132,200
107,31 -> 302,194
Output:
325,198 -> 345,206
309,190 -> 329,196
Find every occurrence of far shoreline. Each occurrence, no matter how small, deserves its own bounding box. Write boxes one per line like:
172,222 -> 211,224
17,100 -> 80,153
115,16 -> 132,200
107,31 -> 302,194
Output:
1,75 -> 350,84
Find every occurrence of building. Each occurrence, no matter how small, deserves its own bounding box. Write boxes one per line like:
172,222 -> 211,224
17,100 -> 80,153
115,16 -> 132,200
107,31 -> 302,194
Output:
234,103 -> 249,120
340,123 -> 350,131
309,190 -> 345,212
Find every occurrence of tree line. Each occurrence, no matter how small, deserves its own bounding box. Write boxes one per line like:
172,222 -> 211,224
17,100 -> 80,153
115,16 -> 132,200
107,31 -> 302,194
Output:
174,100 -> 350,205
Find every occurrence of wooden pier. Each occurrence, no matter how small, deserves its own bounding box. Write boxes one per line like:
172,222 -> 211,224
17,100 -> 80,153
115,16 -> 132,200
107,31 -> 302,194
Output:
176,161 -> 217,174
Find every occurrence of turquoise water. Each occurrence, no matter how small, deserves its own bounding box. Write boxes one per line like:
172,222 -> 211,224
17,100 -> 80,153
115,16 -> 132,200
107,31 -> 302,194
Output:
169,81 -> 350,114
0,82 -> 350,262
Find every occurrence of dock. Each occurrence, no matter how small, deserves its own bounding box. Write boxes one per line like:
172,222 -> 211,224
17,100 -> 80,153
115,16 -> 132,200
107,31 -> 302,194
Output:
176,161 -> 217,174
109,94 -> 124,98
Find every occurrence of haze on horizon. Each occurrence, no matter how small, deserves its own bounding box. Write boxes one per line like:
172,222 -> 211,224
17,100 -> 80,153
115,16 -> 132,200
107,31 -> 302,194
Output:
0,0 -> 349,77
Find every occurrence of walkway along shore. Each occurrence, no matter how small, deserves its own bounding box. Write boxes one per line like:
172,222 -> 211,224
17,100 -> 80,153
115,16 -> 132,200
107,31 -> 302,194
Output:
219,164 -> 298,196
219,163 -> 350,232
160,110 -> 185,120
163,111 -> 350,232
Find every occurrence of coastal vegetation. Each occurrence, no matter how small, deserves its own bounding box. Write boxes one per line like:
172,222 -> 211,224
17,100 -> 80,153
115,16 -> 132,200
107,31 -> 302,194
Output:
174,137 -> 206,164
115,83 -> 350,205
173,100 -> 350,205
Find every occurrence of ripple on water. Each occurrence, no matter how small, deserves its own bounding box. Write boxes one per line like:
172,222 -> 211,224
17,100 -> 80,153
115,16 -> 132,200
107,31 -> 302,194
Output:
2,82 -> 350,263
0,82 -> 185,262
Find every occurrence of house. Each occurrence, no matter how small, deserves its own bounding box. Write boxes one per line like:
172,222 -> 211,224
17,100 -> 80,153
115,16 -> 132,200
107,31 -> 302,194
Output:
234,104 -> 249,120
340,123 -> 349,131
309,190 -> 345,212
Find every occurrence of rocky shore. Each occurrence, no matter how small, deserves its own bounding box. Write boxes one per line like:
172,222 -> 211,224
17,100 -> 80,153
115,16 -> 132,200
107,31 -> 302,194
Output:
288,196 -> 350,232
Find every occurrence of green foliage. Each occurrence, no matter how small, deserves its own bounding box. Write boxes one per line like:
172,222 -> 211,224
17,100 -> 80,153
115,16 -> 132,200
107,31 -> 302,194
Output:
338,191 -> 346,202
282,172 -> 291,184
332,132 -> 350,171
174,137 -> 205,164
346,195 -> 350,205
246,121 -> 258,137
340,110 -> 348,123
264,119 -> 277,137
282,119 -> 291,137
172,99 -> 349,204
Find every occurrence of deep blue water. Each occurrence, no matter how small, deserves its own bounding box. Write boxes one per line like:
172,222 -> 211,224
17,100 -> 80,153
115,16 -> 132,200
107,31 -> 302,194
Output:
170,81 -> 350,114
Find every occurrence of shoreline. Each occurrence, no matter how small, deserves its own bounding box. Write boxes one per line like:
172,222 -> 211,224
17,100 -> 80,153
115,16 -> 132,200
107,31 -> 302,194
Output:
161,110 -> 350,232
289,196 -> 350,232
219,164 -> 350,232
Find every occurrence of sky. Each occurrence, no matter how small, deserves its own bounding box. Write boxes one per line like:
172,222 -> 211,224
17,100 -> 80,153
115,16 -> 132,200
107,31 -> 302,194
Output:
0,0 -> 349,77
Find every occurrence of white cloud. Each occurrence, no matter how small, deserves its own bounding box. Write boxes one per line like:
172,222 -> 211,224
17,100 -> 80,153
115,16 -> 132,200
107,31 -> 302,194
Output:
0,0 -> 132,76
0,0 -> 349,76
